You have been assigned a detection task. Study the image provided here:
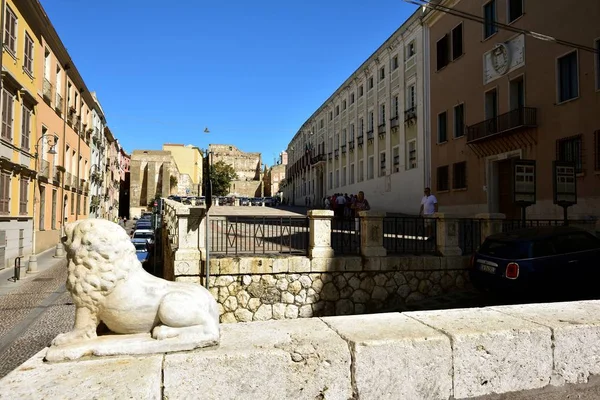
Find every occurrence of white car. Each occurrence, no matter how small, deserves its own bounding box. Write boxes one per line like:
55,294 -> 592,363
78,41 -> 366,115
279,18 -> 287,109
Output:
132,229 -> 155,244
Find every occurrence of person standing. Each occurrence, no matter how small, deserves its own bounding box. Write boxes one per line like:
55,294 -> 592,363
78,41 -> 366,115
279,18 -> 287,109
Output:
419,187 -> 438,239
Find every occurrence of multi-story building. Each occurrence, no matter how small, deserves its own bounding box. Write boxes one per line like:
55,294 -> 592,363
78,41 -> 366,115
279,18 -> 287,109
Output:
89,92 -> 106,218
104,127 -> 120,221
283,11 -> 428,213
163,143 -> 203,195
0,0 -> 40,268
209,144 -> 263,197
118,146 -> 130,219
425,0 -> 600,218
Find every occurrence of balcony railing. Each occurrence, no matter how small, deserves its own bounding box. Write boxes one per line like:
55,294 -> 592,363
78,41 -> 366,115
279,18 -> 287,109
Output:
390,116 -> 399,129
341,144 -> 346,154
348,140 -> 355,151
43,79 -> 53,101
64,172 -> 72,187
467,107 -> 537,143
39,160 -> 50,178
310,153 -> 325,165
52,166 -> 61,182
55,93 -> 63,113
357,135 -> 364,146
404,107 -> 416,122
328,152 -> 332,161
378,123 -> 386,135
334,149 -> 339,159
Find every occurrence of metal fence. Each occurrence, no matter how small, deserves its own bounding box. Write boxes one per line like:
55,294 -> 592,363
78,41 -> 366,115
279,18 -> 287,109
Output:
383,216 -> 437,255
331,217 -> 361,255
457,218 -> 482,255
209,216 -> 309,255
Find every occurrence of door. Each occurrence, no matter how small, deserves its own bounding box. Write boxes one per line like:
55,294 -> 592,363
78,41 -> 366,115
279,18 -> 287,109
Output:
497,159 -> 520,219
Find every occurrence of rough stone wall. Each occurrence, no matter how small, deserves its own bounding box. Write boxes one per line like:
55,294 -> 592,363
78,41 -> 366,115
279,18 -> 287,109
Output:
129,151 -> 179,208
176,255 -> 471,323
209,144 -> 261,182
269,164 -> 286,196
229,180 -> 261,197
176,173 -> 195,196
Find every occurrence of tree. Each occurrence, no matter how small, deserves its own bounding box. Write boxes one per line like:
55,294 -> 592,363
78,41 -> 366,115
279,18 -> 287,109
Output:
209,160 -> 237,196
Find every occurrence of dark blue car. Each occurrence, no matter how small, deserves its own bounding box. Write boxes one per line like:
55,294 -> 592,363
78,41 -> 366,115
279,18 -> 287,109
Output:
470,226 -> 600,294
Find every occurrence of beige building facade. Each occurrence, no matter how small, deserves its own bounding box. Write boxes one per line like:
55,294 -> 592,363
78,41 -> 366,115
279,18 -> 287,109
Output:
163,144 -> 202,195
425,0 -> 600,219
209,144 -> 263,197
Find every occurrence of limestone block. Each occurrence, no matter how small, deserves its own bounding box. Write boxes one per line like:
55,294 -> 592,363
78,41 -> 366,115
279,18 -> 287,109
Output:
234,309 -> 253,323
163,319 -> 351,399
407,308 -> 553,398
272,258 -> 289,273
254,304 -> 273,321
218,258 -> 240,275
342,257 -> 363,271
289,257 -> 311,273
272,303 -> 286,320
442,256 -> 470,271
363,258 -> 381,271
323,313 -> 452,400
491,301 -> 600,386
0,350 -> 162,400
384,256 -> 410,271
421,256 -> 442,270
215,275 -> 235,287
239,257 -> 273,274
174,276 -> 201,284
311,258 -> 333,273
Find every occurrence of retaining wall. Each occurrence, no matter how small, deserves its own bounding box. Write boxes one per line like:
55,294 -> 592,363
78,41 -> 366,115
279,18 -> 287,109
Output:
4,301 -> 600,399
178,255 -> 470,323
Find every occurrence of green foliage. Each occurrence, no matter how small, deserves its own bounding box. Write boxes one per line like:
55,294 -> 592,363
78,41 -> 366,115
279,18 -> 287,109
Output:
210,161 -> 237,196
169,175 -> 178,188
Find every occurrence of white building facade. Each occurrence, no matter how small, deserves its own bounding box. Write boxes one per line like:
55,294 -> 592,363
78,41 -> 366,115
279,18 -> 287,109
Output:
89,93 -> 107,218
283,11 -> 429,214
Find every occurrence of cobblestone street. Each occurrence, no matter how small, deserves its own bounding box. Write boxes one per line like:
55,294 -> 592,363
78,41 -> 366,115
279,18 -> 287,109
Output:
0,253 -> 73,378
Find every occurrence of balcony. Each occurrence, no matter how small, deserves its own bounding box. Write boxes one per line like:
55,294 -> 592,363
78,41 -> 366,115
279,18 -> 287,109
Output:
334,149 -> 339,159
367,130 -> 374,143
39,160 -> 50,179
55,93 -> 63,113
466,107 -> 537,144
357,135 -> 364,147
52,166 -> 61,182
404,107 -> 416,124
378,123 -> 386,137
310,153 -> 326,165
64,172 -> 72,188
341,144 -> 346,154
328,152 -> 332,161
393,155 -> 400,166
43,79 -> 53,102
390,116 -> 399,129
348,141 -> 355,151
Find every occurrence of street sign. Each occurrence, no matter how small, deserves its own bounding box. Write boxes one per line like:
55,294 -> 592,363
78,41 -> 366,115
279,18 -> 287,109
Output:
553,161 -> 577,205
512,159 -> 536,205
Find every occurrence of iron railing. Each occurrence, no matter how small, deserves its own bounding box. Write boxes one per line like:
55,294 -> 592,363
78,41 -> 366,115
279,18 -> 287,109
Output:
457,218 -> 482,255
55,93 -> 63,112
39,160 -> 50,178
331,216 -> 361,255
383,216 -> 437,255
405,107 -> 416,122
466,107 -> 537,143
43,79 -> 53,101
64,172 -> 72,187
210,216 -> 309,255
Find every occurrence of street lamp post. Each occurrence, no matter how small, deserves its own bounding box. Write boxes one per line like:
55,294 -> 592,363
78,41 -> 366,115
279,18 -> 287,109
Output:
28,134 -> 59,274
202,127 -> 213,288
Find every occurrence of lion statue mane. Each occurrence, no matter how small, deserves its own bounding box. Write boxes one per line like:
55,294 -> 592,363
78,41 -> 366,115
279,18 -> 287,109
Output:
50,218 -> 220,350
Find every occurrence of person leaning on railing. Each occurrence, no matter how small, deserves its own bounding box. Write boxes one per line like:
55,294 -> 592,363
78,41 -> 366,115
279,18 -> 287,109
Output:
419,187 -> 438,240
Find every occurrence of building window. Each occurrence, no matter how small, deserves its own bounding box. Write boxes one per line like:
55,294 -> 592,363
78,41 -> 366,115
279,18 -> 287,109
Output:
342,100 -> 346,110
329,111 -> 333,121
39,186 -> 45,230
19,178 -> 28,215
335,105 -> 339,116
368,76 -> 374,90
367,156 -> 374,180
71,192 -> 75,215
0,172 -> 9,214
595,39 -> 600,91
406,84 -> 416,110
350,124 -> 355,140
379,67 -> 385,81
1,89 -> 14,141
4,6 -> 17,55
358,159 -> 364,182
483,1 -> 497,39
368,112 -> 374,132
379,152 -> 386,176
335,170 -> 339,188
319,119 -> 324,129
437,166 -> 449,191
451,23 -> 463,60
358,85 -> 364,97
407,140 -> 417,169
453,104 -> 464,138
392,55 -> 399,70
557,51 -> 579,103
20,105 -> 31,151
453,162 -> 467,189
557,135 -> 583,173
436,34 -> 449,71
508,0 -> 523,23
350,93 -> 355,104
24,33 -> 34,75
406,41 -> 415,60
438,111 -> 448,143
350,164 -> 355,184
328,172 -> 333,189
342,166 -> 346,186
379,104 -> 385,125
392,146 -> 400,172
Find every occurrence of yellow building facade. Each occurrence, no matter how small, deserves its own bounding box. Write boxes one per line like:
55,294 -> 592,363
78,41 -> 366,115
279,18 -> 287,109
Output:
163,144 -> 203,195
0,0 -> 40,269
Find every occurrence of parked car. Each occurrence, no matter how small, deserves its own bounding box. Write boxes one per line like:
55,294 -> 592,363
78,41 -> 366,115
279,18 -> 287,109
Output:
131,238 -> 149,264
470,226 -> 600,294
132,229 -> 155,245
239,197 -> 250,206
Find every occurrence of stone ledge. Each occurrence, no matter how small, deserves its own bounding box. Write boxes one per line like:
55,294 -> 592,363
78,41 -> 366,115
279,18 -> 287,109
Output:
4,301 -> 600,399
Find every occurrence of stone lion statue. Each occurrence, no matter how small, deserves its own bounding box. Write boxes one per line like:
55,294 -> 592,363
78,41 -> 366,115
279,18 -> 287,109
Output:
51,219 -> 219,351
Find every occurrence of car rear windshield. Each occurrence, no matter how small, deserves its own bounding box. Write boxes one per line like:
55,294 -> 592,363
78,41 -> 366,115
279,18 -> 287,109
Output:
134,232 -> 153,239
133,243 -> 147,251
479,240 -> 531,259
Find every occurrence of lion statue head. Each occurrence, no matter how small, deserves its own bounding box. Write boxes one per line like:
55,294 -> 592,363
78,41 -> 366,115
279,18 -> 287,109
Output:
62,219 -> 142,313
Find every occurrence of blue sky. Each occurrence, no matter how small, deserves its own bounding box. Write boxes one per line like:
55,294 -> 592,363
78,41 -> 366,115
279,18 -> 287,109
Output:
42,0 -> 417,167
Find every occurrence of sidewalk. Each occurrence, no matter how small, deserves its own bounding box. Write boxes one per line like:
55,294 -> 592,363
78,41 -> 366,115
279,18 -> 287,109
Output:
0,246 -> 65,297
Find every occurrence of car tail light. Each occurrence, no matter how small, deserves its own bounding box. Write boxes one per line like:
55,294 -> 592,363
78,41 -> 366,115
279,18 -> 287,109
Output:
505,262 -> 519,279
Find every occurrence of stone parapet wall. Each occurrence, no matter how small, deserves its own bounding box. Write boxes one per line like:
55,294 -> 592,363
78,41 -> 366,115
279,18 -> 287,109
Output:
179,255 -> 470,323
6,301 -> 600,399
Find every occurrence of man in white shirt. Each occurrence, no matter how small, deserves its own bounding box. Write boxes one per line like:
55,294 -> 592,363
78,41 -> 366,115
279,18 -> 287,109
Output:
419,187 -> 438,239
